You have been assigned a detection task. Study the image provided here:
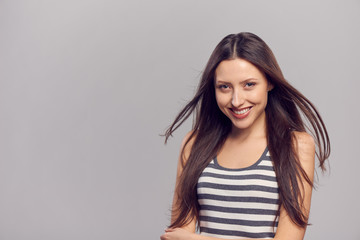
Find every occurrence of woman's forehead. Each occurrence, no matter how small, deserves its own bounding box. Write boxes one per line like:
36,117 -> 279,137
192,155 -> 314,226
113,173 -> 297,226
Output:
215,59 -> 265,82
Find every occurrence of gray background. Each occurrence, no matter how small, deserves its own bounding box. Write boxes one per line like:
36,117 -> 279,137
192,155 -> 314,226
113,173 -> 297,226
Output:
0,0 -> 359,239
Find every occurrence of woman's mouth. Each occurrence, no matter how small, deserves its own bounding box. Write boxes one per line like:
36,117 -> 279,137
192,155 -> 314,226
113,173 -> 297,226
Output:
230,107 -> 252,119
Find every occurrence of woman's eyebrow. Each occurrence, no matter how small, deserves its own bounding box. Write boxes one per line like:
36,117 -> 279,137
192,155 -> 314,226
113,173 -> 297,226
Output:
216,78 -> 258,83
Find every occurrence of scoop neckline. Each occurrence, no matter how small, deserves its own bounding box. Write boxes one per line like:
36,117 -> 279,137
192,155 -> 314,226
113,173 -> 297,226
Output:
213,146 -> 268,171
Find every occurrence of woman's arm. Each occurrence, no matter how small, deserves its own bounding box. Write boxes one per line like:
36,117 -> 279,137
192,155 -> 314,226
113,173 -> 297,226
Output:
273,131 -> 315,240
161,132 -> 315,240
166,131 -> 197,233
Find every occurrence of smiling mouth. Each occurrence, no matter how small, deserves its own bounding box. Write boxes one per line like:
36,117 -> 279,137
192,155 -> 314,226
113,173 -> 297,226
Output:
231,107 -> 252,115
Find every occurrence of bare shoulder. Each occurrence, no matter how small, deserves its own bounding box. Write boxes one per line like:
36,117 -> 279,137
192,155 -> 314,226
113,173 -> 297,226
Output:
179,130 -> 197,165
292,131 -> 315,146
181,131 -> 196,147
292,131 -> 315,156
292,131 -> 315,175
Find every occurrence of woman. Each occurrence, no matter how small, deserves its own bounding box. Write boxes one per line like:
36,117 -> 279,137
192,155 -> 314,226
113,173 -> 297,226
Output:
160,32 -> 330,240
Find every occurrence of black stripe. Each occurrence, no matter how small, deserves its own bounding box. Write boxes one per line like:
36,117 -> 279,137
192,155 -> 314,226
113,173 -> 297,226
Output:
200,205 -> 278,215
197,182 -> 279,193
256,166 -> 274,171
198,194 -> 279,204
200,172 -> 277,182
200,215 -> 278,227
200,227 -> 275,238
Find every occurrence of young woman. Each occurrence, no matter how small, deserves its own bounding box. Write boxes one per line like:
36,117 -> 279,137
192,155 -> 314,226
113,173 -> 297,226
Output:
160,32 -> 330,240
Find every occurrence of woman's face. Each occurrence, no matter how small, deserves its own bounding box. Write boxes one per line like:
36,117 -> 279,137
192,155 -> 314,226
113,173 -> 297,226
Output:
215,58 -> 272,133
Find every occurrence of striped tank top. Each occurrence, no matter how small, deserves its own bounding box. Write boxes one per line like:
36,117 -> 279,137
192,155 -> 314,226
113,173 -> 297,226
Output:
197,147 -> 279,239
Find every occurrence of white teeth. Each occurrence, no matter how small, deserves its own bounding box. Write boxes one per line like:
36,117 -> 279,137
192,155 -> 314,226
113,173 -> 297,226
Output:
234,107 -> 250,114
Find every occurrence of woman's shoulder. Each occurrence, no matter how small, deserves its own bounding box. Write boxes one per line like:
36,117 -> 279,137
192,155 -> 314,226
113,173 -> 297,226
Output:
181,130 -> 196,146
292,131 -> 315,149
291,131 -> 315,164
180,130 -> 197,161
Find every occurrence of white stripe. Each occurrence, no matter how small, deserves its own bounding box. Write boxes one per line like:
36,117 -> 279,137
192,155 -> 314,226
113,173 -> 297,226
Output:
198,187 -> 279,199
200,232 -> 239,239
200,210 -> 278,222
198,176 -> 278,188
258,160 -> 274,167
200,221 -> 276,233
203,167 -> 276,177
198,199 -> 279,211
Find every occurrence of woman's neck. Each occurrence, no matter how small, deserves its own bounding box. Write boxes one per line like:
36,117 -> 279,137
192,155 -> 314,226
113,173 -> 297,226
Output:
229,112 -> 267,143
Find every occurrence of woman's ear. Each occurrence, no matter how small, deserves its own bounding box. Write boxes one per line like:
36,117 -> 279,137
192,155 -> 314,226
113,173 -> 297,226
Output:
267,82 -> 274,91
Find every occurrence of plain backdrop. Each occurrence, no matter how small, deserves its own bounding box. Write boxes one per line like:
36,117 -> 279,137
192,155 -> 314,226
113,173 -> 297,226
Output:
0,0 -> 359,239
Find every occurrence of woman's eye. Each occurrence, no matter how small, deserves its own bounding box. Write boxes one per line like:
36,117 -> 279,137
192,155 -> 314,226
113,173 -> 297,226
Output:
245,82 -> 256,87
218,84 -> 229,89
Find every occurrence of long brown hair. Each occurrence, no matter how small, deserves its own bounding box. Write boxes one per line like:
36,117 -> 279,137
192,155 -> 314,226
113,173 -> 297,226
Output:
164,32 -> 330,229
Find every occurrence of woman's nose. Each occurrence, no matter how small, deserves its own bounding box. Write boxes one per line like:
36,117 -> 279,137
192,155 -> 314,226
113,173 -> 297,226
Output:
231,90 -> 245,107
